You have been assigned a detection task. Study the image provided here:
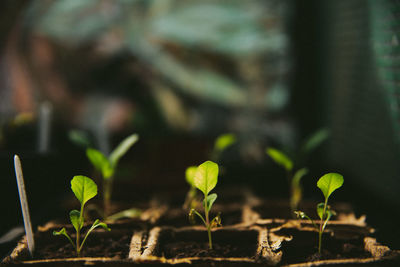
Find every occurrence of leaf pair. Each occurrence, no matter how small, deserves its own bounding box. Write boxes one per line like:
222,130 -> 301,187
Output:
86,133 -> 139,179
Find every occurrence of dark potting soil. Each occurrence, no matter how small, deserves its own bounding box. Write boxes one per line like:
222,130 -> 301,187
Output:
33,230 -> 131,260
161,241 -> 256,259
155,228 -> 259,259
276,228 -> 371,264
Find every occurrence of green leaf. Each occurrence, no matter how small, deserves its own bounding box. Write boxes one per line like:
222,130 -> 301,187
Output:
53,228 -> 75,248
204,193 -> 217,211
80,219 -> 110,251
214,133 -> 236,152
71,175 -> 98,207
69,210 -> 81,232
86,148 -> 114,179
317,173 -> 344,200
302,128 -> 329,154
91,219 -> 111,232
106,208 -> 142,222
68,130 -> 91,148
185,166 -> 197,186
266,148 -> 293,172
317,203 -> 336,221
316,203 -> 325,220
193,161 -> 219,196
109,134 -> 139,168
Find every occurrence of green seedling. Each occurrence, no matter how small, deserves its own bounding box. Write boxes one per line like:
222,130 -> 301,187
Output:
266,148 -> 308,212
189,161 -> 221,249
266,128 -> 329,212
183,166 -> 199,210
295,173 -> 344,253
53,176 -> 110,257
212,133 -> 236,162
86,133 -> 139,217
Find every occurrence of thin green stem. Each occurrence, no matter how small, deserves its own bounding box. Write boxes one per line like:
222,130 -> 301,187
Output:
204,193 -> 212,249
318,198 -> 328,254
103,177 -> 113,218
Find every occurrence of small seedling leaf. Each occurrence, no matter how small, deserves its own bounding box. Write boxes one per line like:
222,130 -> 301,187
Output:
317,173 -> 344,200
107,208 -> 142,222
53,228 -> 67,237
211,213 -> 222,228
185,166 -> 197,186
214,133 -> 236,152
53,228 -> 75,248
302,128 -> 329,154
86,148 -> 114,179
193,161 -> 219,196
71,176 -> 97,207
266,148 -> 293,172
204,193 -> 217,211
69,210 -> 81,232
68,130 -> 91,148
109,134 -> 139,168
317,203 -> 325,220
92,219 -> 111,231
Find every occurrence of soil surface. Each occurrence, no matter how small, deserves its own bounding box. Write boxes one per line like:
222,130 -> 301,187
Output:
275,228 -> 371,264
33,230 -> 131,260
161,241 -> 256,259
155,228 -> 259,259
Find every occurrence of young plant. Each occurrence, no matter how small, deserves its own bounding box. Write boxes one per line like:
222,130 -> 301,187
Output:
189,161 -> 221,249
266,128 -> 329,212
266,148 -> 308,212
183,166 -> 199,210
295,173 -> 344,253
53,176 -> 110,257
86,133 -> 139,216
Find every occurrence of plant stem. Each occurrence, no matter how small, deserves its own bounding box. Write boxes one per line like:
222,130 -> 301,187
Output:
103,178 -> 113,217
204,196 -> 212,249
318,199 -> 328,254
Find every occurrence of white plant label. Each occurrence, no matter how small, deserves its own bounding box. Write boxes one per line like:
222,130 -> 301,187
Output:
14,155 -> 35,257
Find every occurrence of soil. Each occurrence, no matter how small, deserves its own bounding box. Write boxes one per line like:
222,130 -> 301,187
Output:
274,227 -> 372,265
161,241 -> 256,259
155,228 -> 259,259
32,229 -> 132,260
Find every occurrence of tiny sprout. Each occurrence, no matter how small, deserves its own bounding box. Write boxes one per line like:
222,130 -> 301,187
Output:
295,173 -> 344,253
189,161 -> 221,249
53,176 -> 110,257
86,133 -> 139,216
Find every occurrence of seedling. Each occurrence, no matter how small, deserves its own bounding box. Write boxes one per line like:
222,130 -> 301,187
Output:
266,148 -> 308,212
53,176 -> 110,257
86,133 -> 139,216
189,161 -> 221,249
295,173 -> 344,253
183,166 -> 199,210
212,133 -> 236,162
266,128 -> 329,212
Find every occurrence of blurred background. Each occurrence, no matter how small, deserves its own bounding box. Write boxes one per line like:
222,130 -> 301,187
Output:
1,0 -> 400,257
